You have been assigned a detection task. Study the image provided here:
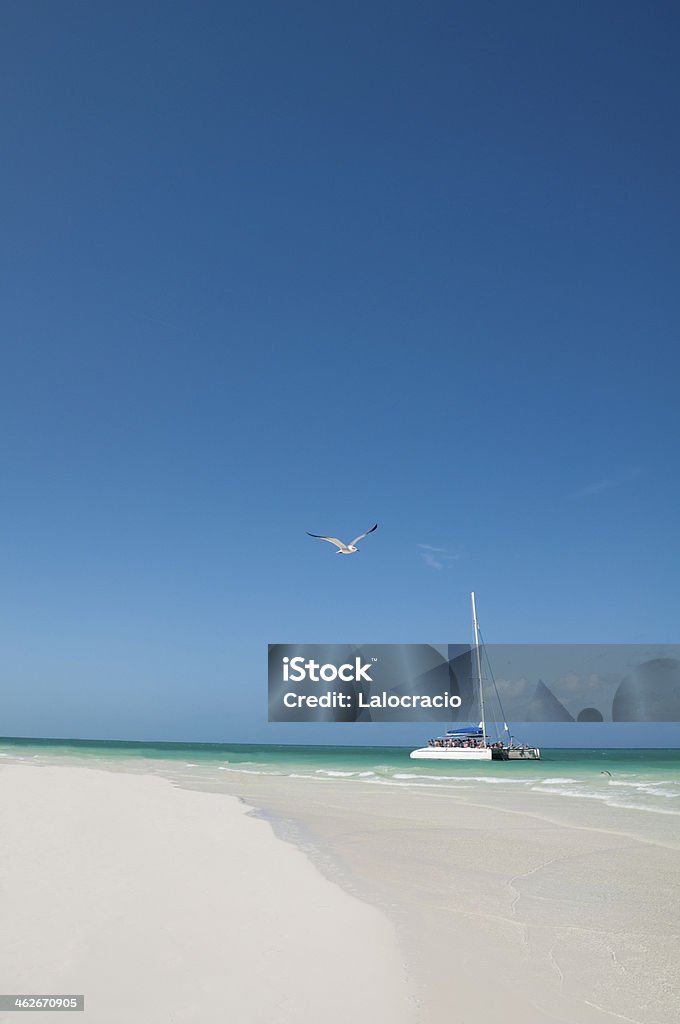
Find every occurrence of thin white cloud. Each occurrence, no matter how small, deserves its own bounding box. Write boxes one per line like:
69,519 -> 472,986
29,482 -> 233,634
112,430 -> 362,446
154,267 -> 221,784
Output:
418,544 -> 466,570
131,311 -> 181,332
421,551 -> 444,570
572,478 -> 618,498
572,467 -> 641,499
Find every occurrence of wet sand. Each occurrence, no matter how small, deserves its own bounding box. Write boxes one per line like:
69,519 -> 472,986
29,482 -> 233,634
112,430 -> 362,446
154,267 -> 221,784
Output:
207,769 -> 680,1024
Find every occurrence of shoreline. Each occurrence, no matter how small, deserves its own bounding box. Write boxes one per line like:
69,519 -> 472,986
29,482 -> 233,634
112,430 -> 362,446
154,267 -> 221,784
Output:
170,760 -> 679,1024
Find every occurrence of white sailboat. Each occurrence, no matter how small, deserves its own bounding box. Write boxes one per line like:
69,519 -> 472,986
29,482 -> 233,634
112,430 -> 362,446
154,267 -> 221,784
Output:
410,593 -> 541,761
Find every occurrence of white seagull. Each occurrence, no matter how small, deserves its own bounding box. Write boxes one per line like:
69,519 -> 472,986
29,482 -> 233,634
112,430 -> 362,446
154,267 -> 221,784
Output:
306,523 -> 378,554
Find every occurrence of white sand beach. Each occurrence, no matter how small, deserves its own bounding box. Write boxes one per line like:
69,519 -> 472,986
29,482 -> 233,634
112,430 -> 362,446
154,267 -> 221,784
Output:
0,765 -> 413,1024
1,757 -> 678,1024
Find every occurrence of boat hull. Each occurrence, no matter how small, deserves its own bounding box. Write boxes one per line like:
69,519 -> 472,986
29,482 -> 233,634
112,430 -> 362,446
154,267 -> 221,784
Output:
409,747 -> 492,760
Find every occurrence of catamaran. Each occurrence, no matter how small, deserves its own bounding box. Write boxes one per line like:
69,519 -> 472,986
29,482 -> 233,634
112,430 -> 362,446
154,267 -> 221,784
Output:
410,593 -> 541,761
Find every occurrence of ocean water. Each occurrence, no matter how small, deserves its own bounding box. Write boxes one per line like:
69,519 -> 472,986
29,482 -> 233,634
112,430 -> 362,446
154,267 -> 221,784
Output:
1,737 -> 679,819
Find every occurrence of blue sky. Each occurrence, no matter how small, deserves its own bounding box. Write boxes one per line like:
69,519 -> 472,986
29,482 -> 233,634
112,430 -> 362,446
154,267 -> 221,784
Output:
1,2 -> 679,744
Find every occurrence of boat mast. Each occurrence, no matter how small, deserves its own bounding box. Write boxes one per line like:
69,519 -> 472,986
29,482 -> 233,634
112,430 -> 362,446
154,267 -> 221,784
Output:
471,592 -> 487,745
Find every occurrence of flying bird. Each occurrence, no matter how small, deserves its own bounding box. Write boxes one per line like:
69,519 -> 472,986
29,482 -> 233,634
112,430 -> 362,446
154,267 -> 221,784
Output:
306,523 -> 378,554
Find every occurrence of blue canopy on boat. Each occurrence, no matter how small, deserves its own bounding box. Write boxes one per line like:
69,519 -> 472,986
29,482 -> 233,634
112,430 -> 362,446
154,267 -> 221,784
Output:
445,727 -> 483,736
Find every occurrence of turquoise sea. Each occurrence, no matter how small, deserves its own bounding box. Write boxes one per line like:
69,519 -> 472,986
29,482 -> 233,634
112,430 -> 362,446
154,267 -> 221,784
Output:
1,738 -> 679,818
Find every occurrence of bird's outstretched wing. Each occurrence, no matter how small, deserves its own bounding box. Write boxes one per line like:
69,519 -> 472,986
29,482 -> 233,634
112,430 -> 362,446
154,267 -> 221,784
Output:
306,533 -> 347,550
349,523 -> 378,546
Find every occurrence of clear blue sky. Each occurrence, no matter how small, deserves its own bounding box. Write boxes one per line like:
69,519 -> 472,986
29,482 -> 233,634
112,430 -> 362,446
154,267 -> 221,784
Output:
1,2 -> 678,744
